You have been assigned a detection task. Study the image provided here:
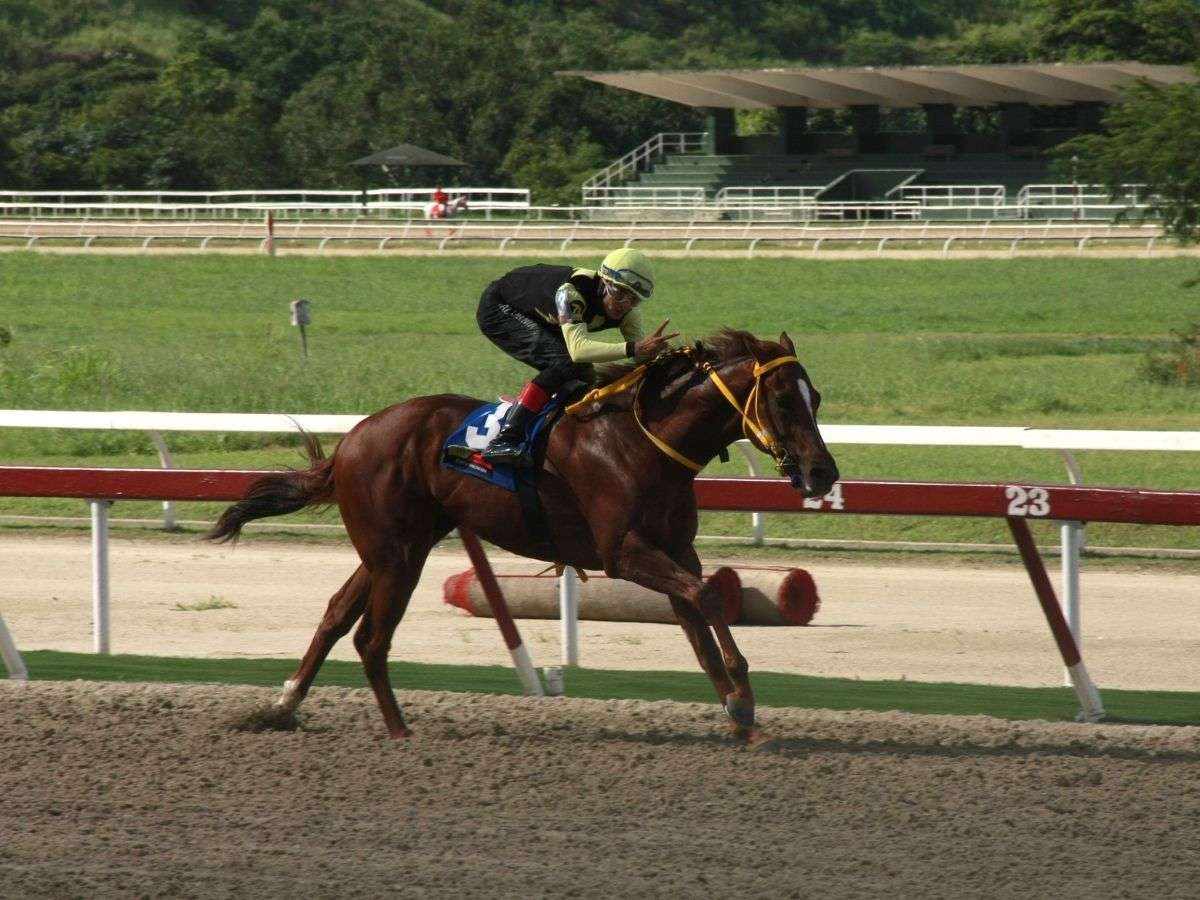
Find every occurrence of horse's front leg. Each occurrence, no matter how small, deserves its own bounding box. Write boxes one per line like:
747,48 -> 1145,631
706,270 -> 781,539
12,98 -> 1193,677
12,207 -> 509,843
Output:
606,533 -> 756,735
671,545 -> 758,737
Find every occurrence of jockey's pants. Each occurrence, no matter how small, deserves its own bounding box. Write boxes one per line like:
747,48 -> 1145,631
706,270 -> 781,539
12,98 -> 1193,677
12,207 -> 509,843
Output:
476,293 -> 591,396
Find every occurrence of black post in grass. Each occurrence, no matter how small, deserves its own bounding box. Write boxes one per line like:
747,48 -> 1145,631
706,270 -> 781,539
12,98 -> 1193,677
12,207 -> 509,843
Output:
290,299 -> 311,360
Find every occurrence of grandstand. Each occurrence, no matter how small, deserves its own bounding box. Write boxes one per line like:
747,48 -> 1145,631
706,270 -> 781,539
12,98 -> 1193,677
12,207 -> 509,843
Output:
566,62 -> 1196,218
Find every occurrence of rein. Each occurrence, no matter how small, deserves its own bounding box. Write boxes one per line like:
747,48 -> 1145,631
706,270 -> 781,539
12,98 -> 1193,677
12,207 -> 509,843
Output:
566,350 -> 800,473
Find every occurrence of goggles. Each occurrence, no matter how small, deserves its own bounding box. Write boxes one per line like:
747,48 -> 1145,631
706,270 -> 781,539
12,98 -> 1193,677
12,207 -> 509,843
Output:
600,265 -> 653,301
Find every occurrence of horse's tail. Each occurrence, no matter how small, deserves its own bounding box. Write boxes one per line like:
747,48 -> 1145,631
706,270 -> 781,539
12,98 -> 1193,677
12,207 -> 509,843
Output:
205,431 -> 334,544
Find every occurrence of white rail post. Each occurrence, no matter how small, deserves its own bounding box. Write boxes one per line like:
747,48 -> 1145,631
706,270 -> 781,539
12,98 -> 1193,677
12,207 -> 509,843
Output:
735,441 -> 766,545
89,499 -> 112,654
559,568 -> 579,667
0,613 -> 28,679
1061,521 -> 1084,687
146,430 -> 176,530
1058,449 -> 1085,686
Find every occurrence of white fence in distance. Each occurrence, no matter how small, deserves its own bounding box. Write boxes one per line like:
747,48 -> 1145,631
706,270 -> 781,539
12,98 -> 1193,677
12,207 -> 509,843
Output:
0,216 -> 1170,258
0,188 -> 531,220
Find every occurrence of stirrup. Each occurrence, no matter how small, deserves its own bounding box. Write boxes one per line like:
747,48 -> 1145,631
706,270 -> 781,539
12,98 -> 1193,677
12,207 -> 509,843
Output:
482,438 -> 532,468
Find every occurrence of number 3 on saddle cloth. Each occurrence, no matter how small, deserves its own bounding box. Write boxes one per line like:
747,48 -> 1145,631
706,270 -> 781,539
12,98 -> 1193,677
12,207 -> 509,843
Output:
441,397 -> 566,489
441,397 -> 566,556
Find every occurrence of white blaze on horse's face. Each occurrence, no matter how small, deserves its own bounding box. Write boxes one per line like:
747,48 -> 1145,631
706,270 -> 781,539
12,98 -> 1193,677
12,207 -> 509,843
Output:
795,378 -> 814,418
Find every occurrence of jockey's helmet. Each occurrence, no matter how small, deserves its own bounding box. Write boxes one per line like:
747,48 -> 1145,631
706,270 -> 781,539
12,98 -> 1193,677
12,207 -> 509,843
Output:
599,248 -> 654,301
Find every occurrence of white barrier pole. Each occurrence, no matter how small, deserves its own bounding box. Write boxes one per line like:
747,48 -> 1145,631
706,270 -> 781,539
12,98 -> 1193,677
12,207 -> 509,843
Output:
559,568 -> 579,667
735,442 -> 766,545
1061,521 -> 1083,687
146,430 -> 176,530
1058,450 -> 1084,687
90,500 -> 111,654
0,613 -> 27,679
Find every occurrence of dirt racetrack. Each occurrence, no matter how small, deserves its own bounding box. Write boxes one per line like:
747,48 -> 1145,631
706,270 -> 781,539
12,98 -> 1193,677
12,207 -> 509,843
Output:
2,681 -> 1200,898
3,534 -> 1200,897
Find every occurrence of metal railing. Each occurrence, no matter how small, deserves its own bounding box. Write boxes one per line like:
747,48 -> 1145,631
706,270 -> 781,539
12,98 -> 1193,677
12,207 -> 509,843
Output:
581,132 -> 707,200
891,184 -> 1006,207
0,188 -> 531,220
714,186 -> 824,206
0,214 -> 1171,258
578,186 -> 706,207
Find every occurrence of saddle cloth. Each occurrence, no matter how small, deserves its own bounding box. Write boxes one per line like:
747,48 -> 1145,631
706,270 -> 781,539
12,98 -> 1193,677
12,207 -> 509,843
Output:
441,398 -> 562,491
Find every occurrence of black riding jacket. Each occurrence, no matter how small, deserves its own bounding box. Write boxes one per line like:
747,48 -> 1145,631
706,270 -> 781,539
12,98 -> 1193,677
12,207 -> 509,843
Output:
483,264 -> 645,363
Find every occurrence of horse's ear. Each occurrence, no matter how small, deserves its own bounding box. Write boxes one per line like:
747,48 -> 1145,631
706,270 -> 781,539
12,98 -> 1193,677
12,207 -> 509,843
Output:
779,331 -> 796,353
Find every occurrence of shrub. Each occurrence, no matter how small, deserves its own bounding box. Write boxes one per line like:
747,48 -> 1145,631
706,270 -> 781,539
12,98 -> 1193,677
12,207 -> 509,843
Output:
1141,322 -> 1200,386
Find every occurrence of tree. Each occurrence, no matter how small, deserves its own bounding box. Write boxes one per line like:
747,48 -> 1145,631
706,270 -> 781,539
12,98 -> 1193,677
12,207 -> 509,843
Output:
1054,74 -> 1200,243
1032,0 -> 1145,61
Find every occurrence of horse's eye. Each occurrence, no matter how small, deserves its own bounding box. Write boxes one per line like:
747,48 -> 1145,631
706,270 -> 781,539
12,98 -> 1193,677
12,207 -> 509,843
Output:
775,395 -> 796,413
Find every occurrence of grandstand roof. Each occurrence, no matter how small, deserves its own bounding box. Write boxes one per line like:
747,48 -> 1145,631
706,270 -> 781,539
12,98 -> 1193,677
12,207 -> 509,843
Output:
562,62 -> 1197,109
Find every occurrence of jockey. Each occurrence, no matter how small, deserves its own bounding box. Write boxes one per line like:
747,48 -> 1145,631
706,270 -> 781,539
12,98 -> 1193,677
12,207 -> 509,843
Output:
430,186 -> 449,219
475,247 -> 677,467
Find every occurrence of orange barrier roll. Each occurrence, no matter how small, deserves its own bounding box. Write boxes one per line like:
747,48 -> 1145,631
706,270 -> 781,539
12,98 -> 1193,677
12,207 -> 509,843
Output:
443,567 -> 742,625
735,567 -> 821,626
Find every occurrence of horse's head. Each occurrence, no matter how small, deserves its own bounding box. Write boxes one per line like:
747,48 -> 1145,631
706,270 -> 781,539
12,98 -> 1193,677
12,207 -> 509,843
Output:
737,332 -> 839,498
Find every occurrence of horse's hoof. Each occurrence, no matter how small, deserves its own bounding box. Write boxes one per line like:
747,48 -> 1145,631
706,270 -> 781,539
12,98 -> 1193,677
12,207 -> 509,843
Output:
724,694 -> 755,729
741,727 -> 774,749
389,727 -> 413,740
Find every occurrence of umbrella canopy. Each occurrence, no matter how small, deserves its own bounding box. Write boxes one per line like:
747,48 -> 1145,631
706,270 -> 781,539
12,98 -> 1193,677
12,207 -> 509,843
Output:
350,144 -> 467,167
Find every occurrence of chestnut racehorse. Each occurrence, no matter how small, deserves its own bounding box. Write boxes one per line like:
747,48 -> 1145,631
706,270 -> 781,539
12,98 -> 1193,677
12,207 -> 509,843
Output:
207,329 -> 839,740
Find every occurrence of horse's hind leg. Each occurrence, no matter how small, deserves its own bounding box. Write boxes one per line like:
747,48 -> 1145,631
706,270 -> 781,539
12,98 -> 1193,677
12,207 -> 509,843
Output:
352,540 -> 438,739
276,564 -> 371,713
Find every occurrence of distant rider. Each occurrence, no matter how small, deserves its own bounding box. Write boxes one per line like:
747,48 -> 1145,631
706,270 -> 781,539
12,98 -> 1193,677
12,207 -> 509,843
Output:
475,247 -> 676,468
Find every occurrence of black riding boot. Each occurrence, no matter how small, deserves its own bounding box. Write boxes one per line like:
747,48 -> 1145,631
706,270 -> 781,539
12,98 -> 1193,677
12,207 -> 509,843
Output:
482,402 -> 536,468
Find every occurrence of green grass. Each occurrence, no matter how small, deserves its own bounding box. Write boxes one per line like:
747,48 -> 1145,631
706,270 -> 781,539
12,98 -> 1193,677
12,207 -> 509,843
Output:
20,650 -> 1200,725
1,252 -> 1198,550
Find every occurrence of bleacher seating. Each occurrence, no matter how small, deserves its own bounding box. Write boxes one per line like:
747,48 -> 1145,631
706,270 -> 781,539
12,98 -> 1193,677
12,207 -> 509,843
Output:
632,152 -> 1051,202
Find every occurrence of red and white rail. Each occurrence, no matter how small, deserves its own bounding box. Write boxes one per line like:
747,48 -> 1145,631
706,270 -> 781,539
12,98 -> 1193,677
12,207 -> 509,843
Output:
2,466 -> 1198,719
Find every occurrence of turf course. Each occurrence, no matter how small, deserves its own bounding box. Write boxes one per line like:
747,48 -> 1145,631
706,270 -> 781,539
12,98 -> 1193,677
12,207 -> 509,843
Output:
1,252 -> 1198,551
21,650 -> 1200,726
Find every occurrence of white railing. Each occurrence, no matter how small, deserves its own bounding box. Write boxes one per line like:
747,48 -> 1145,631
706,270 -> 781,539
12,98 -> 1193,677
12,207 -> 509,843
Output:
1,215 -> 1170,258
892,184 -> 1006,207
0,188 -> 530,220
1016,184 -> 1153,219
581,132 -> 707,198
579,186 -> 706,207
1018,184 -> 1148,206
715,186 -> 824,206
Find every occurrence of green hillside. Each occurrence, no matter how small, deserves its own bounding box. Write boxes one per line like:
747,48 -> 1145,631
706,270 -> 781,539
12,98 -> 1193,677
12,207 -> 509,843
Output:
2,1 -> 1196,201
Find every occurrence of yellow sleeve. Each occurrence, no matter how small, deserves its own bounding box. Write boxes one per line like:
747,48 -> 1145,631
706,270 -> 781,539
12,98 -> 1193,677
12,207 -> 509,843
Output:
562,322 -> 635,364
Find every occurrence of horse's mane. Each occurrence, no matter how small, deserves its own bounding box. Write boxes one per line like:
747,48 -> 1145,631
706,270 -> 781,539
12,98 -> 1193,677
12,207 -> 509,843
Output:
594,327 -> 763,387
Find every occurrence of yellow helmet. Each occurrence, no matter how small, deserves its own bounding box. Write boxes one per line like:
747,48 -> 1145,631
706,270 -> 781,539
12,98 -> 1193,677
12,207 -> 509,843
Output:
599,247 -> 654,301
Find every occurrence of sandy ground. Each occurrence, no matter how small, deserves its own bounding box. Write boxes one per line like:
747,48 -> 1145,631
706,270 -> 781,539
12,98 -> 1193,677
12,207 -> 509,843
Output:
3,533 -> 1200,898
2,681 -> 1199,899
1,533 -> 1196,691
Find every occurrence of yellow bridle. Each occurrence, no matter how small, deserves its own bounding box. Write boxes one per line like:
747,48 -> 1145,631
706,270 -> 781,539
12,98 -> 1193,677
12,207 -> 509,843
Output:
566,353 -> 801,473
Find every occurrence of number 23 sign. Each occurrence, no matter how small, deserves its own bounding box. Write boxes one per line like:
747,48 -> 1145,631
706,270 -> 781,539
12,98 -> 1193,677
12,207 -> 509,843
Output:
1005,485 -> 1051,517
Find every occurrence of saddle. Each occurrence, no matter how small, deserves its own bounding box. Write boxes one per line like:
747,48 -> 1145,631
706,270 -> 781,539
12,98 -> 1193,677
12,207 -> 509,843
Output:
441,396 -> 570,560
441,397 -> 565,491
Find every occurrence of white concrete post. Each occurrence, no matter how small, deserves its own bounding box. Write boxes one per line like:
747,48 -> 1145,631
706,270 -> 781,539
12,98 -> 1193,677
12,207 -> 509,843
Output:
559,568 -> 579,667
0,613 -> 27,679
90,500 -> 111,654
1061,521 -> 1083,687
